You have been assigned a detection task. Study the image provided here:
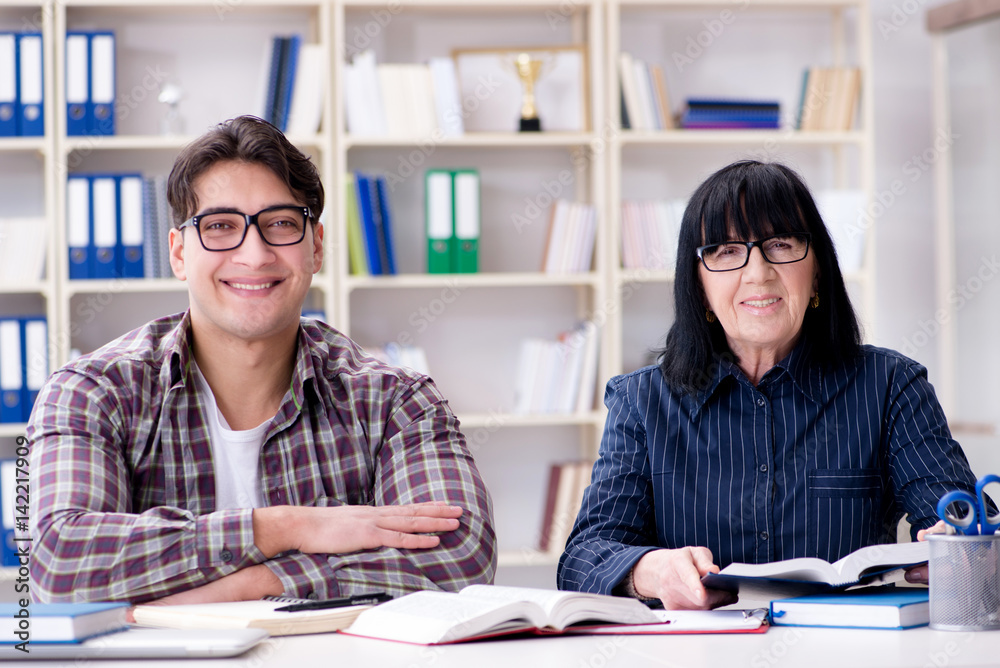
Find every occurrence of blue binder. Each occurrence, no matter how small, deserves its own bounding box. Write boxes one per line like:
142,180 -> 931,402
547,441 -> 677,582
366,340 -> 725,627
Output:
0,33 -> 17,137
88,32 -> 115,136
90,175 -> 119,279
67,174 -> 91,279
275,34 -> 301,131
19,316 -> 47,422
354,172 -> 382,275
65,32 -> 89,136
0,319 -> 23,424
15,33 -> 43,136
118,174 -> 144,278
1,459 -> 18,566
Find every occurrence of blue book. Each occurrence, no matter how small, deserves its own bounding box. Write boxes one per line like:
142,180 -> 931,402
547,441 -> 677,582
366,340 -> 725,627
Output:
117,174 -> 144,278
0,319 -> 23,424
354,172 -> 383,275
1,459 -> 21,566
19,316 -> 47,422
65,32 -> 89,136
66,174 -> 91,279
15,33 -> 43,136
0,602 -> 129,644
88,32 -> 115,136
373,175 -> 397,275
89,175 -> 119,279
0,33 -> 16,137
770,586 -> 929,629
275,34 -> 301,131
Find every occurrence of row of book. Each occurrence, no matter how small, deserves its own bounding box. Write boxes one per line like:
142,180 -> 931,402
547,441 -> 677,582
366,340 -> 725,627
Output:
538,459 -> 592,554
426,169 -> 479,274
258,34 -> 324,135
618,52 -> 674,131
797,66 -> 862,132
346,172 -> 397,276
0,217 -> 47,284
0,316 -> 48,425
620,199 -> 685,271
0,32 -> 43,136
541,200 -> 597,274
512,321 -> 599,416
344,50 -> 464,139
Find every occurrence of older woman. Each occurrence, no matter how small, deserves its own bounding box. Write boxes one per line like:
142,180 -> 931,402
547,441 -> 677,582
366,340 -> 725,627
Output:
557,160 -> 976,609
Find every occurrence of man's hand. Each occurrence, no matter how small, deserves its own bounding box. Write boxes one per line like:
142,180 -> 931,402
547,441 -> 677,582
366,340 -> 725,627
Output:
905,519 -> 949,584
631,547 -> 737,610
125,564 -> 282,621
253,501 -> 464,558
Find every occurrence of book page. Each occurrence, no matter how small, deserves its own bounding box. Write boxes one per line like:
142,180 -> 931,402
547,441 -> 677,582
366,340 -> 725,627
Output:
717,557 -> 838,583
460,585 -> 658,628
345,591 -> 544,644
831,541 -> 929,581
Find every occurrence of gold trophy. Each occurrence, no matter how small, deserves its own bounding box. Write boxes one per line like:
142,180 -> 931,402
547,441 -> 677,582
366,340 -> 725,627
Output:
514,52 -> 544,132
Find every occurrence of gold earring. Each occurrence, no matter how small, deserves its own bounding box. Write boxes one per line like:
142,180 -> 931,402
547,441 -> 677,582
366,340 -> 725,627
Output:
810,294 -> 820,309
706,310 -> 716,323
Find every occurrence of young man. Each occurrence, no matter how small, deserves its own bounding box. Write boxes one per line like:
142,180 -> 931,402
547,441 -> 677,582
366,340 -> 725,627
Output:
28,116 -> 496,604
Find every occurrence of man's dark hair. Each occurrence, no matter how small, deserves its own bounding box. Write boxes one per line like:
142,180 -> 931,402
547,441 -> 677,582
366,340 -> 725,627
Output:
167,115 -> 323,226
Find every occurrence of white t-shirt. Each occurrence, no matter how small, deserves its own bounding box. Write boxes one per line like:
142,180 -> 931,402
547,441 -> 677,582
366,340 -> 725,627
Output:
192,361 -> 268,510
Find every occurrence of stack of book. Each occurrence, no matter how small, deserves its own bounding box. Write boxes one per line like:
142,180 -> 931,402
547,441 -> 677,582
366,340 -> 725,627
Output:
345,172 -> 397,276
797,66 -> 862,131
541,200 -> 597,274
512,322 -> 599,415
618,52 -> 674,131
680,99 -> 781,129
343,50 -> 464,139
619,199 -> 686,271
259,34 -> 324,135
538,459 -> 593,555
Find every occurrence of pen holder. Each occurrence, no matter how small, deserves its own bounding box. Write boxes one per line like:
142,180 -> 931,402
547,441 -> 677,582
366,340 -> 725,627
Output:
928,533 -> 1000,631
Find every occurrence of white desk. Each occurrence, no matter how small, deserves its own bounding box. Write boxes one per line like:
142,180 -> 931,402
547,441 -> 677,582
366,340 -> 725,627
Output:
5,625 -> 1000,667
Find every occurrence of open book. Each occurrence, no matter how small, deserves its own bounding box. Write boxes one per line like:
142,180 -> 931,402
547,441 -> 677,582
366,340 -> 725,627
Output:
703,541 -> 929,598
342,585 -> 661,645
132,598 -> 372,637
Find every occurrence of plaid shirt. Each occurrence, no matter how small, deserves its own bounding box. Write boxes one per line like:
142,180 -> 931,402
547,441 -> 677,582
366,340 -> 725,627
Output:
27,311 -> 496,604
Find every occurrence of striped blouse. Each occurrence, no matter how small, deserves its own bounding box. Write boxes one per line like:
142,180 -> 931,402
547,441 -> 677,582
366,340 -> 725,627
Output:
558,341 -> 978,595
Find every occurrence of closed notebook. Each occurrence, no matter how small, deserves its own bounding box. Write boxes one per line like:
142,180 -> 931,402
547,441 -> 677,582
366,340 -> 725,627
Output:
132,598 -> 373,637
1,602 -> 129,644
770,586 -> 929,629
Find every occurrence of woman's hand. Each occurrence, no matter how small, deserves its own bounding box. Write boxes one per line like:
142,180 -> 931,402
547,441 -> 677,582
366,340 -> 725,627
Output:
905,519 -> 948,584
631,547 -> 738,610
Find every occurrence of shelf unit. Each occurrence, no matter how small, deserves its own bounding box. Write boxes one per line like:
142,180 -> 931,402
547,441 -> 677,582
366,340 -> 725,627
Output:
606,0 -> 876,377
0,0 -> 876,590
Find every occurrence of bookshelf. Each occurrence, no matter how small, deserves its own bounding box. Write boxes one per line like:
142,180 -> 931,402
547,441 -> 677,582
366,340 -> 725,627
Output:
0,0 -> 875,590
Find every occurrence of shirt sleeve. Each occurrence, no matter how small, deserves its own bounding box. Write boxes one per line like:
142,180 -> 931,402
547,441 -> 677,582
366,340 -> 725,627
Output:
882,357 -> 979,536
28,369 -> 268,603
264,375 -> 497,599
557,376 -> 658,594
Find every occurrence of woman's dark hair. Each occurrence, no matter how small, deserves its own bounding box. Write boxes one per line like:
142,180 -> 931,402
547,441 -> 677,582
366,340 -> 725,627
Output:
658,159 -> 862,393
166,115 -> 324,226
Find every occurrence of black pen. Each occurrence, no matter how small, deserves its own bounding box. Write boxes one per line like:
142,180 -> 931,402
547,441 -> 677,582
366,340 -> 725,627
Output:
275,592 -> 393,612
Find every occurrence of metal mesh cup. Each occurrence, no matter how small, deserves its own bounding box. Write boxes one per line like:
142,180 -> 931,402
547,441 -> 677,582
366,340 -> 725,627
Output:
928,533 -> 1000,631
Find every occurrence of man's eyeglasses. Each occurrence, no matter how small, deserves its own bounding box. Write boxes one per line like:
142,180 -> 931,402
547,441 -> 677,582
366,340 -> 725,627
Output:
696,233 -> 812,272
177,205 -> 312,252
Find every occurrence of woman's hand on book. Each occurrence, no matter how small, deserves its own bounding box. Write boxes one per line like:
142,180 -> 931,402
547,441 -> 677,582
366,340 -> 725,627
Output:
631,547 -> 738,610
253,502 -> 464,558
905,519 -> 948,584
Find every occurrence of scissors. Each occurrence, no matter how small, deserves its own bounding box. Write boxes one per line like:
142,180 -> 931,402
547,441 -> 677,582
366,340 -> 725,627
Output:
937,474 -> 1000,535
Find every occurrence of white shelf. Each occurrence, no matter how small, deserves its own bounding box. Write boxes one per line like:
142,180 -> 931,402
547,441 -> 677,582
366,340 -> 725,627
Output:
344,132 -> 597,149
619,129 -> 866,146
